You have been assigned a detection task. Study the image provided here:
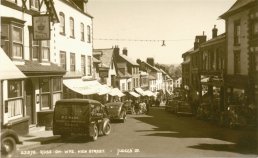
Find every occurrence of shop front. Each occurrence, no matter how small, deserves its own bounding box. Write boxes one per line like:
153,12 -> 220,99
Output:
0,48 -> 29,135
17,61 -> 66,129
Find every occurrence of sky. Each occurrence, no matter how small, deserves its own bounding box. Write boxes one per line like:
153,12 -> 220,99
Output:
87,0 -> 236,65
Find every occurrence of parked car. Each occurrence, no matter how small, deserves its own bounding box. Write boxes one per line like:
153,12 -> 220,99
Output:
53,99 -> 111,141
105,102 -> 127,122
1,128 -> 22,156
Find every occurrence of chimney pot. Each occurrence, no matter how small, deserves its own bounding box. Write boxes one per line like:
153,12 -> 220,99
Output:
212,25 -> 218,38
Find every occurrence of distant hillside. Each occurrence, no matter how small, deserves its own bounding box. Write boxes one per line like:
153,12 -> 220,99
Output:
155,63 -> 182,78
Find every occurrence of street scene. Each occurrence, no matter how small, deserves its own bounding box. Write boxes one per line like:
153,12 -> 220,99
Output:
0,0 -> 258,157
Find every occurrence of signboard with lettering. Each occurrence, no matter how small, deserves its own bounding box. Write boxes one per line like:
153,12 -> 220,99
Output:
32,14 -> 50,40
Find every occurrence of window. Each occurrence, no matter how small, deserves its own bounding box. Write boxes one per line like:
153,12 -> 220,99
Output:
52,78 -> 62,106
234,51 -> 241,74
30,0 -> 39,10
12,26 -> 23,59
41,40 -> 50,61
87,56 -> 92,75
6,0 -> 17,3
6,80 -> 23,120
252,21 -> 258,38
32,39 -> 39,60
1,24 -> 10,55
8,80 -> 22,98
234,21 -> 241,45
30,29 -> 50,62
70,53 -> 76,71
87,25 -> 91,43
60,51 -> 66,70
70,17 -> 74,38
80,23 -> 84,41
81,55 -> 86,75
40,78 -> 51,109
59,12 -> 65,35
122,83 -> 125,91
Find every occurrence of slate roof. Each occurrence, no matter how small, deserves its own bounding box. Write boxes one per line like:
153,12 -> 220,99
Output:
201,33 -> 226,47
182,47 -> 194,57
117,70 -> 132,78
17,60 -> 66,75
143,61 -> 161,72
93,48 -> 114,68
220,0 -> 256,18
119,54 -> 139,66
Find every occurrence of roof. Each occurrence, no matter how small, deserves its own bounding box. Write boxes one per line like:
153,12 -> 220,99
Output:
93,48 -> 114,68
0,48 -> 26,80
62,0 -> 93,18
56,98 -> 101,105
148,74 -> 157,80
119,54 -> 139,66
143,61 -> 161,72
17,60 -> 66,75
159,68 -> 167,75
182,59 -> 190,65
201,33 -> 226,47
182,47 -> 194,57
117,70 -> 132,78
220,0 -> 256,18
93,57 -> 101,63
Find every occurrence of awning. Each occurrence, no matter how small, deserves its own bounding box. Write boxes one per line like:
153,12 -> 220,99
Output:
135,87 -> 147,96
201,77 -> 209,83
144,90 -> 155,97
108,88 -> 125,97
0,48 -> 26,80
129,91 -> 140,98
98,84 -> 112,95
63,79 -> 102,95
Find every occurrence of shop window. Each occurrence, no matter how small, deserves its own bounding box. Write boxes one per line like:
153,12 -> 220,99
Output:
234,21 -> 241,45
30,0 -> 39,10
70,53 -> 76,71
59,12 -> 65,35
80,23 -> 85,41
70,17 -> 74,38
87,56 -> 92,76
234,51 -> 241,74
40,78 -> 51,109
53,78 -> 62,106
6,80 -> 23,120
87,25 -> 91,43
60,51 -> 66,70
8,80 -> 22,98
81,55 -> 86,75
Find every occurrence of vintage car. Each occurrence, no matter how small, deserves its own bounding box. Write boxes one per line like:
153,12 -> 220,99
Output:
53,99 -> 111,141
105,102 -> 127,122
1,128 -> 22,156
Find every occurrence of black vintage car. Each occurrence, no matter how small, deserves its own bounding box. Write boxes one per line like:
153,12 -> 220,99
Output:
105,102 -> 127,123
53,99 -> 111,141
1,128 -> 22,156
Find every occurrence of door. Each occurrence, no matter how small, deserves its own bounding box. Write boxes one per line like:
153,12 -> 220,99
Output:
25,79 -> 34,124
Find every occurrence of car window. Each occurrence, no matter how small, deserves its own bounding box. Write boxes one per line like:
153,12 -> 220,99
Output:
55,103 -> 89,121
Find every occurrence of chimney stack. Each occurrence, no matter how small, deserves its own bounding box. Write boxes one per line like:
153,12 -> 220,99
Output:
146,58 -> 154,66
122,47 -> 127,56
113,45 -> 120,57
212,25 -> 218,38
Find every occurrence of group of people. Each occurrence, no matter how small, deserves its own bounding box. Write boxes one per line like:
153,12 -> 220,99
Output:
130,98 -> 150,115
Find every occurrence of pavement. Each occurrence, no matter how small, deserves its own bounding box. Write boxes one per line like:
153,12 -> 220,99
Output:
17,126 -> 60,150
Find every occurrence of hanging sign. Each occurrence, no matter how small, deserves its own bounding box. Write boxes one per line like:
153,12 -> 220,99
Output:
32,14 -> 50,40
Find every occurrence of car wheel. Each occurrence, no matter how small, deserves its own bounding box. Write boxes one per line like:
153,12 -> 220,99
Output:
1,136 -> 16,156
103,122 -> 111,135
90,124 -> 98,141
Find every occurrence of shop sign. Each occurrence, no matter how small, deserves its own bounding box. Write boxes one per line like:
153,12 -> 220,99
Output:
32,14 -> 50,40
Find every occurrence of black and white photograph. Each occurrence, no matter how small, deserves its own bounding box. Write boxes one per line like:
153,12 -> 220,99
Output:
0,0 -> 257,157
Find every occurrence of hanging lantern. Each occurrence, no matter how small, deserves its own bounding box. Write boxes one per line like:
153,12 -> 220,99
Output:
161,40 -> 166,46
